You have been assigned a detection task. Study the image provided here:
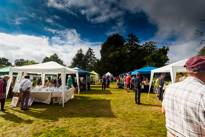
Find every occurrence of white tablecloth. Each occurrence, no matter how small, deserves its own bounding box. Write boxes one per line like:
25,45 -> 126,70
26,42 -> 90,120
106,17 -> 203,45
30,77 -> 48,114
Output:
30,88 -> 75,104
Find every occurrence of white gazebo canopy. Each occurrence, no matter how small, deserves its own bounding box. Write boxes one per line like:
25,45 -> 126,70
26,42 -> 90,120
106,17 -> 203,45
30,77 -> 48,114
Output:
6,61 -> 80,107
148,59 -> 188,97
106,72 -> 113,76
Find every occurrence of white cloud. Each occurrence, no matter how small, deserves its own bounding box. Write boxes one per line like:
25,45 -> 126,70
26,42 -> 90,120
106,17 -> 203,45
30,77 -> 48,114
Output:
0,30 -> 101,66
46,0 -> 205,64
168,40 -> 202,64
54,15 -> 61,19
45,18 -> 54,24
14,17 -> 27,25
47,0 -> 124,23
45,18 -> 64,28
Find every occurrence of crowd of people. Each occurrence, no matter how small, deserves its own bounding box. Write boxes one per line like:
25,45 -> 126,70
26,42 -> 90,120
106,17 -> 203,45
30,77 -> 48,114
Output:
0,56 -> 204,136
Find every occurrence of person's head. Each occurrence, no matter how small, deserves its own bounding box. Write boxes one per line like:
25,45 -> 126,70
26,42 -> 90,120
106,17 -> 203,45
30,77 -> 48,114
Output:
136,73 -> 140,77
68,75 -> 71,78
103,74 -> 105,76
25,75 -> 30,79
3,75 -> 10,81
184,56 -> 205,83
127,74 -> 130,77
161,73 -> 166,78
178,72 -> 183,77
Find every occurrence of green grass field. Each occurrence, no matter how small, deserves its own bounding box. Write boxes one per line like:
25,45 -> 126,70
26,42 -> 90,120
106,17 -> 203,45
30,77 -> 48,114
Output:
0,82 -> 166,137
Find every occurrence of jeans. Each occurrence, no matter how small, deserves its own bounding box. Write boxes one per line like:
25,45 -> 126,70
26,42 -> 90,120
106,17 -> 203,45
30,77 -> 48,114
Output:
134,87 -> 141,104
159,88 -> 164,101
106,81 -> 110,88
87,82 -> 90,90
0,98 -> 5,110
21,91 -> 30,109
102,82 -> 106,90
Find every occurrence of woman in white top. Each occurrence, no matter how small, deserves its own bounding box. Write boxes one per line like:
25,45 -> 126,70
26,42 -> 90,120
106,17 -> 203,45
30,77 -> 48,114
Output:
177,72 -> 186,82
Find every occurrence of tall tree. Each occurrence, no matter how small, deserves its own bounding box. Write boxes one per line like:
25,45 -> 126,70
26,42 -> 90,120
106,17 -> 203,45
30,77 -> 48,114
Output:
71,49 -> 86,70
0,57 -> 12,66
100,33 -> 125,76
197,46 -> 205,56
144,46 -> 169,67
15,59 -> 29,66
85,47 -> 96,68
42,53 -> 64,64
123,33 -> 141,72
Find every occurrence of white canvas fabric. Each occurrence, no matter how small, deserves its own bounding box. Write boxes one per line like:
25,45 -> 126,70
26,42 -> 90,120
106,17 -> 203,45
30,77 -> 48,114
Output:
6,61 -> 80,107
148,59 -> 188,97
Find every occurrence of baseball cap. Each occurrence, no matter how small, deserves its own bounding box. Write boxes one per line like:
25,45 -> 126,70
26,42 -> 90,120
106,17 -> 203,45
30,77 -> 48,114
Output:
184,56 -> 205,72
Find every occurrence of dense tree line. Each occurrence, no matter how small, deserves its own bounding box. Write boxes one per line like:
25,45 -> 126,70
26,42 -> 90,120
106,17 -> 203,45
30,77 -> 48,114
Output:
71,33 -> 169,76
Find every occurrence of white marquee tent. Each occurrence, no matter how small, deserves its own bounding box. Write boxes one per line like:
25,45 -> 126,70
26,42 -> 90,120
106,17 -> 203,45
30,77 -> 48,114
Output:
106,72 -> 113,76
148,59 -> 188,97
6,61 -> 80,107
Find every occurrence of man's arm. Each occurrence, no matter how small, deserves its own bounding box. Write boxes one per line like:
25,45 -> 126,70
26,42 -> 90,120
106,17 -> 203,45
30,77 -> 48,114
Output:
162,106 -> 166,114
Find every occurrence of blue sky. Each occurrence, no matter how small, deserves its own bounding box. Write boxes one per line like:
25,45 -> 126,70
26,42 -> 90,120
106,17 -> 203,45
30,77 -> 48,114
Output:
0,0 -> 204,65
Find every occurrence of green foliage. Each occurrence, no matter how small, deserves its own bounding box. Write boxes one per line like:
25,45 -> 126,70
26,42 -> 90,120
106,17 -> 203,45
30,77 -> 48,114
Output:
71,48 -> 97,70
0,57 -> 12,66
99,34 -> 125,76
71,49 -> 87,70
15,59 -> 29,66
197,46 -> 205,56
144,46 -> 169,67
97,33 -> 164,76
23,60 -> 39,66
0,65 -> 5,68
42,53 -> 64,65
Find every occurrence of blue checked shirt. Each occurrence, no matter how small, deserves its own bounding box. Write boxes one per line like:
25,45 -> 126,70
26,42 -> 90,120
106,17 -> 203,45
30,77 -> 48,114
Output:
162,77 -> 205,137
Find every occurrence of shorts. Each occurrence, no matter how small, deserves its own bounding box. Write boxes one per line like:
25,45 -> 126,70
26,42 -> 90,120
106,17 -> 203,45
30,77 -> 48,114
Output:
126,84 -> 130,89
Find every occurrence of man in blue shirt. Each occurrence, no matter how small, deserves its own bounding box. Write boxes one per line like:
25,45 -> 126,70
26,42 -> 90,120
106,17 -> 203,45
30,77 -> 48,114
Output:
159,73 -> 166,101
106,75 -> 110,88
131,73 -> 142,105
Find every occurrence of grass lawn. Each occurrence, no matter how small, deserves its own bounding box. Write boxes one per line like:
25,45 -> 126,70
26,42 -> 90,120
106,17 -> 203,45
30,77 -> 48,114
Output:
0,82 -> 166,137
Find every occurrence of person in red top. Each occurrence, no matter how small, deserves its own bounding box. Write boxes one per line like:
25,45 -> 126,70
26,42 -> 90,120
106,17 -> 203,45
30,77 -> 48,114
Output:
0,75 -> 10,111
126,74 -> 131,92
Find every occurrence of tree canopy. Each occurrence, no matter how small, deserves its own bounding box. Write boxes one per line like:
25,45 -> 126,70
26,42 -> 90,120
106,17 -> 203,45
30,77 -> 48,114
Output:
197,46 -> 205,56
42,53 -> 64,65
23,60 -> 39,66
71,48 -> 97,71
0,57 -> 12,67
15,59 -> 29,66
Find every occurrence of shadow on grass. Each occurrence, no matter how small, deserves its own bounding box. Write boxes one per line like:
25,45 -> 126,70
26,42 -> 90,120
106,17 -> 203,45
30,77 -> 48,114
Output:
141,104 -> 162,107
80,89 -> 112,94
14,96 -> 116,121
0,111 -> 34,124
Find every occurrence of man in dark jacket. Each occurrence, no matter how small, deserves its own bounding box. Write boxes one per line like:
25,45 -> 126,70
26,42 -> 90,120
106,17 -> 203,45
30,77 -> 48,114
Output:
0,75 -> 10,111
131,73 -> 142,105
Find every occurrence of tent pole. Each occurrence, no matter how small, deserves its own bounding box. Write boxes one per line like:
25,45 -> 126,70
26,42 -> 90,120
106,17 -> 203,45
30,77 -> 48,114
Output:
148,71 -> 154,98
6,70 -> 13,99
41,73 -> 45,86
61,72 -> 65,107
86,75 -> 87,92
76,73 -> 80,94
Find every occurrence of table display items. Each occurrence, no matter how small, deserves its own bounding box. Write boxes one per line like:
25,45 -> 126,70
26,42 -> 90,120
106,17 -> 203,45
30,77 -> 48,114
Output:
31,86 -> 69,92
